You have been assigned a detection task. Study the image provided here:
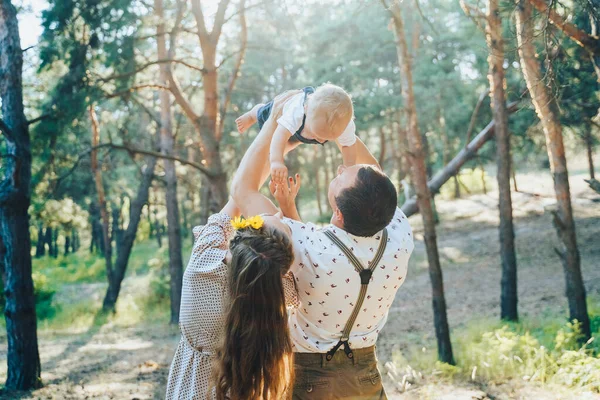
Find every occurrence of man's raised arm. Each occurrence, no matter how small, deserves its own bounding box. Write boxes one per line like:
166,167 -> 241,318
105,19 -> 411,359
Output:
230,90 -> 300,217
354,137 -> 381,169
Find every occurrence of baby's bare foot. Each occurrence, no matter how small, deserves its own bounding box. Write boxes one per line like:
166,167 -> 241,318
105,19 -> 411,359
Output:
235,104 -> 261,133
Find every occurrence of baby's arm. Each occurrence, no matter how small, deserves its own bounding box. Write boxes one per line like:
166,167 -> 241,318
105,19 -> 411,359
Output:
269,125 -> 291,183
340,142 -> 357,167
337,119 -> 358,167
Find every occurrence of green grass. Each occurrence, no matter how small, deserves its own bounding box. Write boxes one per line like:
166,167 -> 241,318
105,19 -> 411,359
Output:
35,272 -> 172,333
0,238 -> 194,333
388,300 -> 600,394
31,238 -> 193,284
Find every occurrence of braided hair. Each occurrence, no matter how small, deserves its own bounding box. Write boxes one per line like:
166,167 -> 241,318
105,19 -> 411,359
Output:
215,224 -> 295,400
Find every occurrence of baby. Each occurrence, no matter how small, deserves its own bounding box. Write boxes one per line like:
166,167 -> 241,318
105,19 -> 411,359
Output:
235,84 -> 357,183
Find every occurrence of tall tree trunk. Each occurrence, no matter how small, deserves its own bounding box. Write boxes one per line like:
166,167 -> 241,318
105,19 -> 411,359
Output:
72,229 -> 78,252
190,191 -> 197,245
111,201 -> 120,259
180,192 -> 190,239
146,203 -> 154,239
45,226 -> 54,257
52,228 -> 58,259
102,156 -> 157,311
156,0 -> 183,324
154,209 -> 163,248
0,0 -> 42,388
89,203 -> 104,254
585,126 -> 595,180
393,115 -> 410,196
35,224 -> 45,258
486,0 -> 519,322
516,0 -> 591,339
379,126 -> 387,168
512,163 -> 519,192
167,0 -> 236,215
90,106 -> 114,292
64,234 -> 70,256
199,178 -> 211,225
387,1 -> 454,365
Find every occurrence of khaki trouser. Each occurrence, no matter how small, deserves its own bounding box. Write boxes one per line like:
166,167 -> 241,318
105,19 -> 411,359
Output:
290,346 -> 387,400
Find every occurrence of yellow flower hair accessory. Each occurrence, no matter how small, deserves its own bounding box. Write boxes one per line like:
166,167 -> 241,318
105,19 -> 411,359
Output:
231,215 -> 264,230
246,215 -> 264,230
231,216 -> 247,230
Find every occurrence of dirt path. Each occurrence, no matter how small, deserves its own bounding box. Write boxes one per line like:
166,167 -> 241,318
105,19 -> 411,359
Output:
1,175 -> 599,399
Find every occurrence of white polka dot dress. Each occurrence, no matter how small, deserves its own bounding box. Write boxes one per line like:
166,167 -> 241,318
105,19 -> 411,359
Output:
166,212 -> 299,400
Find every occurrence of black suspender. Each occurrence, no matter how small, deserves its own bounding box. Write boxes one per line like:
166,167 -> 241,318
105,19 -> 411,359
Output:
322,228 -> 388,361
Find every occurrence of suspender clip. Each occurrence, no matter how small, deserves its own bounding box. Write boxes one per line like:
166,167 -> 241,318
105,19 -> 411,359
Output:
343,341 -> 353,359
326,340 -> 344,361
359,269 -> 373,285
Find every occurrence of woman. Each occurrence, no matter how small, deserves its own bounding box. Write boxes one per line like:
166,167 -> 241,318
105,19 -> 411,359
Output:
165,198 -> 298,400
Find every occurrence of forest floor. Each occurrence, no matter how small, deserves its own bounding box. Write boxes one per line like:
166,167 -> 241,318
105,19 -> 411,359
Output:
1,168 -> 600,400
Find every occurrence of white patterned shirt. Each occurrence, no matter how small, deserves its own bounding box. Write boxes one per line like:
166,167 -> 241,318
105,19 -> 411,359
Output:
283,208 -> 414,353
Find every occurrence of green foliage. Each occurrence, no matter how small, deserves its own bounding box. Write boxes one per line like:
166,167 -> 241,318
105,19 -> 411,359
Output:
37,198 -> 89,230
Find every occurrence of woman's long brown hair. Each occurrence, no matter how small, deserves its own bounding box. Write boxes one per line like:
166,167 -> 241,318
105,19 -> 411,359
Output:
215,225 -> 295,400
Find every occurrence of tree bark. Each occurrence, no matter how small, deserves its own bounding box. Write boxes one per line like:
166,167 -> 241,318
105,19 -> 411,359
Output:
89,203 -> 104,254
72,229 -> 79,252
90,106 -> 114,289
585,126 -> 595,180
516,0 -> 590,339
35,224 -> 45,258
379,126 -> 387,168
486,0 -> 519,322
156,0 -> 184,324
401,102 -> 519,216
45,226 -> 54,257
51,228 -> 58,259
0,0 -> 42,389
166,0 -> 233,214
111,201 -> 121,259
64,234 -> 70,256
102,156 -> 157,311
387,1 -> 454,365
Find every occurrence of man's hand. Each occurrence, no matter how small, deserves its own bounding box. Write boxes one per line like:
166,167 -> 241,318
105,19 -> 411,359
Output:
270,161 -> 288,184
270,174 -> 301,207
270,174 -> 302,221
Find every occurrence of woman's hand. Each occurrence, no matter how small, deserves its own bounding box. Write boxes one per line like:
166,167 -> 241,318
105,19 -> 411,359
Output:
269,89 -> 302,120
269,174 -> 302,221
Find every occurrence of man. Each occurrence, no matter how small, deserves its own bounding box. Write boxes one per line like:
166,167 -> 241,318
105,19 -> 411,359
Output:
231,92 -> 414,399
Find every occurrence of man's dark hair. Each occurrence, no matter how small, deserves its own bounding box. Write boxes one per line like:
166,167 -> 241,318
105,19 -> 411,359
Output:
335,166 -> 398,237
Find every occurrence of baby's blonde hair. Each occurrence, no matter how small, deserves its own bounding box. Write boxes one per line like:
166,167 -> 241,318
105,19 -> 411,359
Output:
309,83 -> 353,138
